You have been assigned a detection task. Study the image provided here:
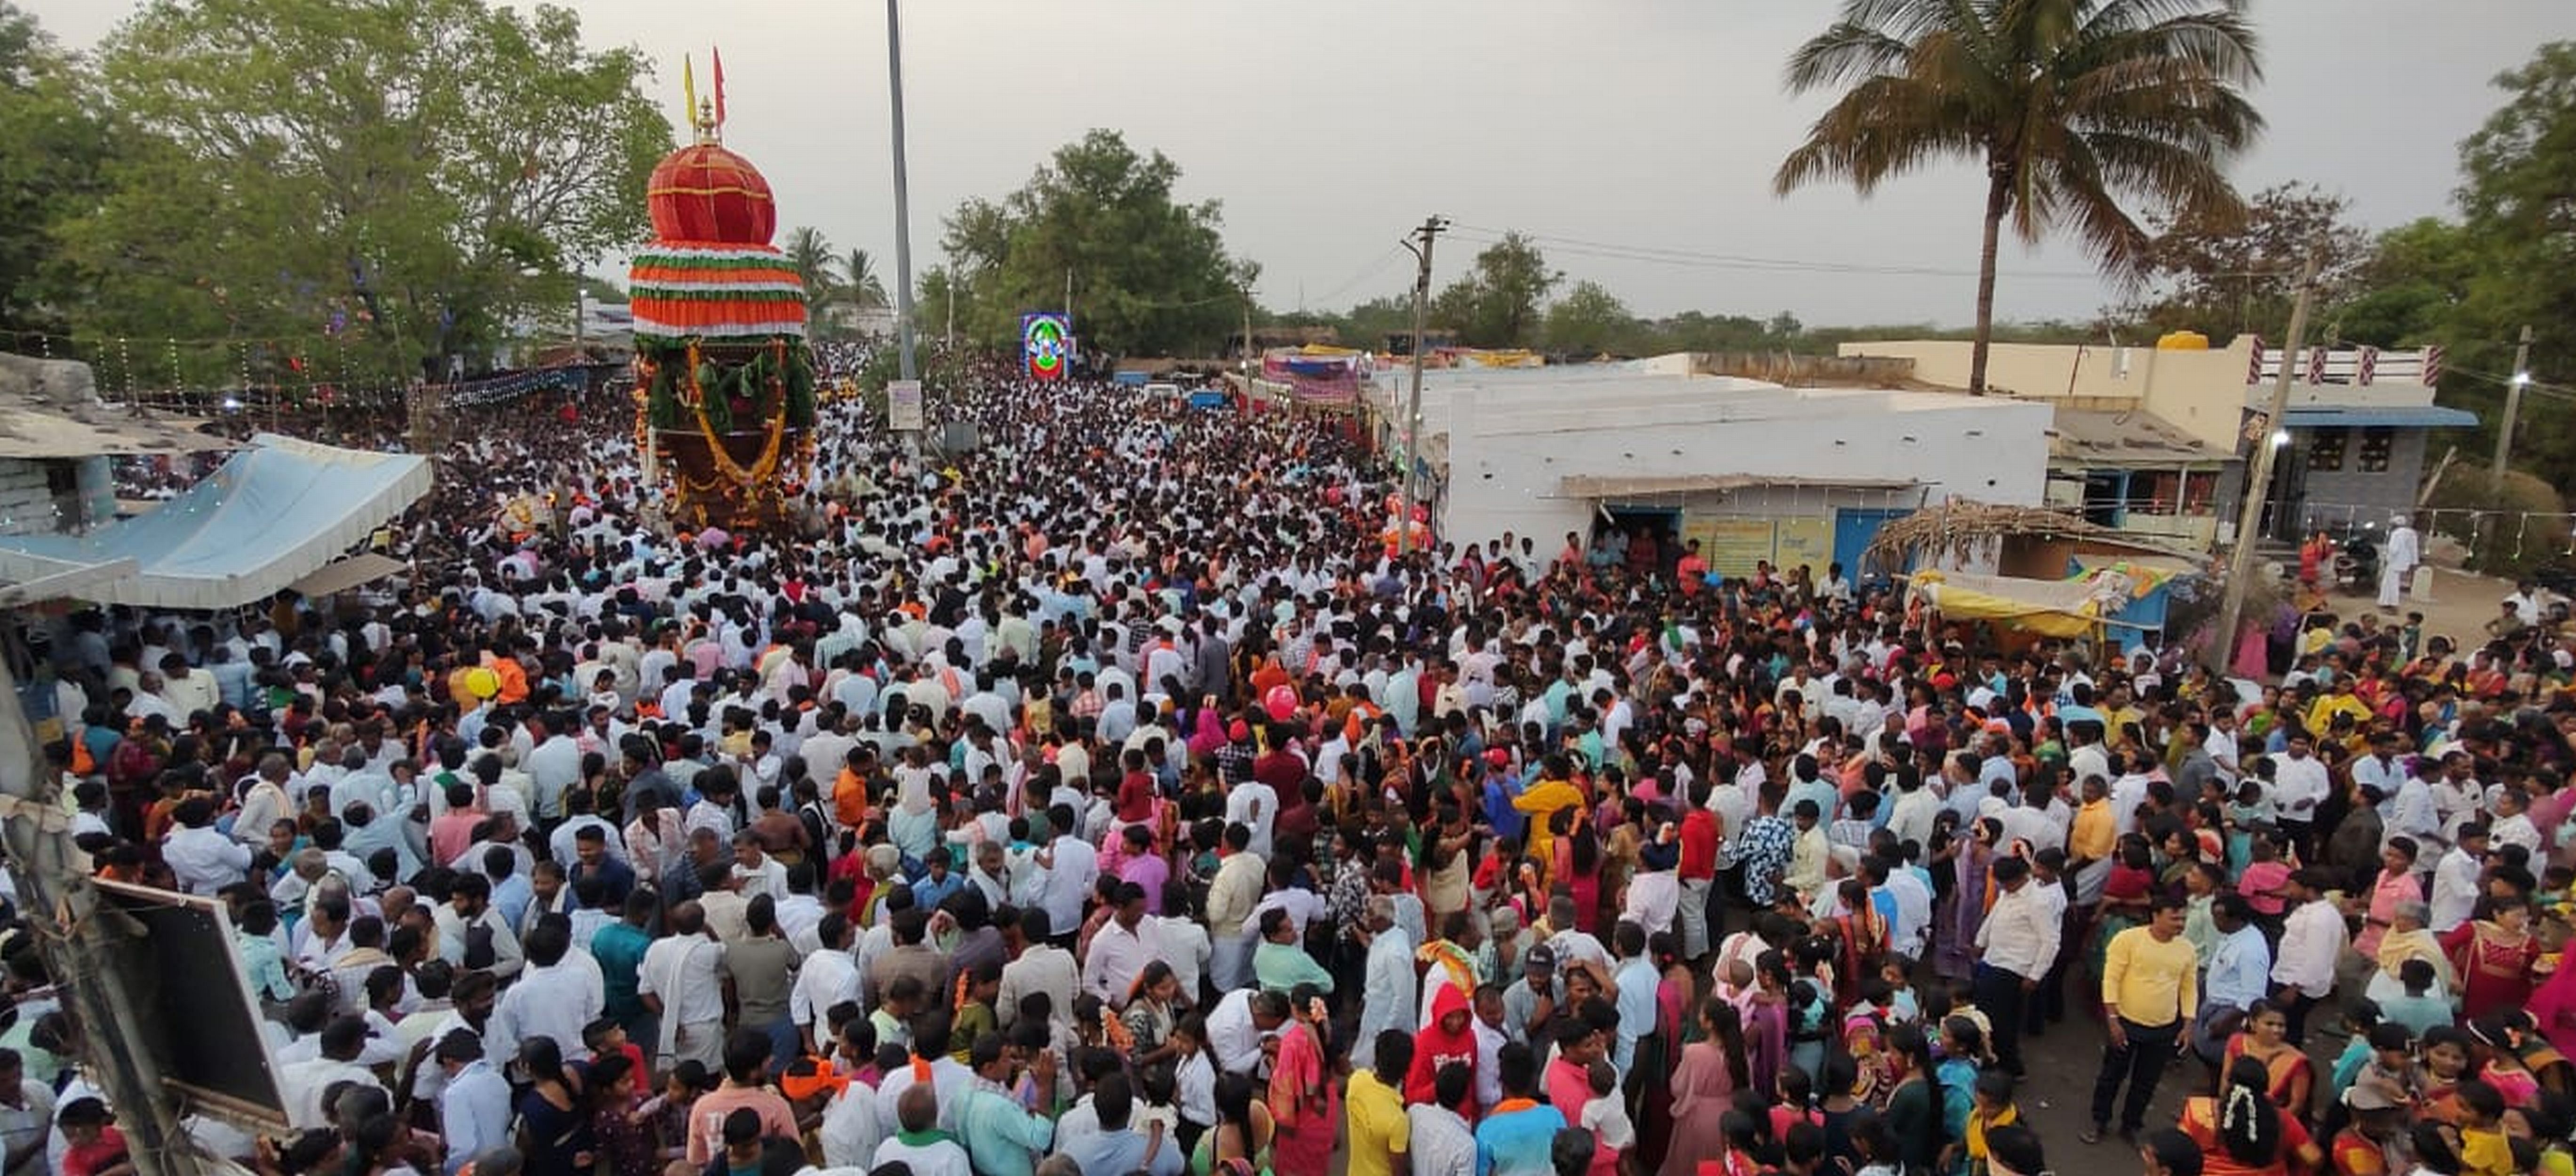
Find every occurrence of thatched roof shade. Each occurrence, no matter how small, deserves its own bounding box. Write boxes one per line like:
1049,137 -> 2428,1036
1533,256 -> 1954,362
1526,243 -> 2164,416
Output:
1864,501 -> 2199,569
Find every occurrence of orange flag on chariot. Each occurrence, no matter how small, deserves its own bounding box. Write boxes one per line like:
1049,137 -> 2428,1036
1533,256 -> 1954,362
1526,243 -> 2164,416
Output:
712,48 -> 727,127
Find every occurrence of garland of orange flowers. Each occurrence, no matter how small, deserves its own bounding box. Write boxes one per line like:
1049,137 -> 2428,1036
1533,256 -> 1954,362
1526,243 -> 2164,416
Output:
682,339 -> 788,489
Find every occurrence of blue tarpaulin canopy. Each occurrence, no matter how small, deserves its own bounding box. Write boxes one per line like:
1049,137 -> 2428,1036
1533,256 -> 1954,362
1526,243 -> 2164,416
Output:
0,433 -> 429,610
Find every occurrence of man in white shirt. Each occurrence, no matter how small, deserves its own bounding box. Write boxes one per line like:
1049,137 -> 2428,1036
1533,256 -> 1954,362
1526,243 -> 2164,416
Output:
1037,805 -> 1097,939
996,907 -> 1078,1031
486,922 -> 603,1064
2431,824 -> 2490,933
162,797 -> 250,896
1079,883 -> 1167,1009
1971,856 -> 2060,1079
431,1031 -> 510,1176
2268,869 -> 2347,1047
791,914 -> 860,1055
639,902 -> 729,1071
2269,734 -> 2332,859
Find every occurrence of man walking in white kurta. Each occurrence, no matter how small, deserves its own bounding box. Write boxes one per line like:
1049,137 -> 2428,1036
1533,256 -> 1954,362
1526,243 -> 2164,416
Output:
2381,515 -> 2420,610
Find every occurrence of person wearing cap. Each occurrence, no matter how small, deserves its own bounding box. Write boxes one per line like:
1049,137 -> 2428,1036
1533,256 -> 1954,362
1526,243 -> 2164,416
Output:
1503,944 -> 1559,1048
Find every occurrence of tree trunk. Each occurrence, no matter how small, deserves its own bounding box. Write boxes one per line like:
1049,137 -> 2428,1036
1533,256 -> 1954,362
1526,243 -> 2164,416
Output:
1969,161 -> 2013,396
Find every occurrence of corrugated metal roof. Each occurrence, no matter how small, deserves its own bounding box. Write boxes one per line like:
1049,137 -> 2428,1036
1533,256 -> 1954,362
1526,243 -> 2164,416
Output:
2049,408 -> 2233,468
0,397 -> 224,459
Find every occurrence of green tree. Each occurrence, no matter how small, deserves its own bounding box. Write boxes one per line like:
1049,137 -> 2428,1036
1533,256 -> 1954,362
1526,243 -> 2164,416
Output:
841,247 -> 886,309
936,129 -> 1252,356
2115,182 -> 2372,342
1775,0 -> 2264,392
784,226 -> 836,306
0,3 -> 116,341
1431,231 -> 1560,347
1542,280 -> 1633,355
56,0 -> 666,385
2428,43 -> 2576,496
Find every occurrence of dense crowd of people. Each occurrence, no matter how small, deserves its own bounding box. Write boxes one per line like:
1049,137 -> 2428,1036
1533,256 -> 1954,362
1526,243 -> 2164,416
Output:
16,348 -> 2576,1176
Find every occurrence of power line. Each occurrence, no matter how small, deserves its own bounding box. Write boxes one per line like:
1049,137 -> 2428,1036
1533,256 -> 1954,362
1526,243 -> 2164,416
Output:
1300,245 -> 1409,310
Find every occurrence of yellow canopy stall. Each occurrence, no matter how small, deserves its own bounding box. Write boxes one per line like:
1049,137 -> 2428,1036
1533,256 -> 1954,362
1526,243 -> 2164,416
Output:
1907,567 -> 2163,640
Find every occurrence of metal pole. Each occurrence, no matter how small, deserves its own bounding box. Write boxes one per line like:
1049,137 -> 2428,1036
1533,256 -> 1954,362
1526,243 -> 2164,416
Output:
0,654 -> 203,1176
2209,254 -> 2320,673
2493,324 -> 2535,477
1396,215 -> 1446,556
885,0 -> 918,388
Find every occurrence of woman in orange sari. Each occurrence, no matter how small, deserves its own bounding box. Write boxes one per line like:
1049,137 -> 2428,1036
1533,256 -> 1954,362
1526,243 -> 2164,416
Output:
1266,985 -> 1336,1176
2221,1001 -> 2315,1124
2181,1056 -> 2323,1176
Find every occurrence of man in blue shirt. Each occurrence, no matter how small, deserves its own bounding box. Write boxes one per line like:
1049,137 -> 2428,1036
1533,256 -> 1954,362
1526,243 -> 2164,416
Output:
1476,1042 -> 1566,1176
2194,895 -> 2272,1062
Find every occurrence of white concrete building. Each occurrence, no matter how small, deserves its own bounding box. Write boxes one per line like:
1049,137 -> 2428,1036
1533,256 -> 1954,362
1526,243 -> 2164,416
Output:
1366,360 -> 2052,579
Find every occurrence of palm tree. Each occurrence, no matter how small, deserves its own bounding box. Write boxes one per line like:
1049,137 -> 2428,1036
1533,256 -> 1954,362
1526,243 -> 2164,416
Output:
783,225 -> 836,306
1774,0 -> 2263,393
840,247 -> 887,309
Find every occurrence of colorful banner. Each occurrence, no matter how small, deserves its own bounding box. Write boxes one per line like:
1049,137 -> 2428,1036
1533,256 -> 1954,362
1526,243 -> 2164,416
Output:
1260,346 -> 1370,404
1021,313 -> 1071,382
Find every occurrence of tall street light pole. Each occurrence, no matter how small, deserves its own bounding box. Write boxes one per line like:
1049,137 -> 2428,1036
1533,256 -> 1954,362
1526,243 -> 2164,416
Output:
885,0 -> 918,388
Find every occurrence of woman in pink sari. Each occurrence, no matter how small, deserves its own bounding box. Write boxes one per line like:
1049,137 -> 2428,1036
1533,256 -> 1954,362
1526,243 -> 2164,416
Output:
1266,986 -> 1338,1175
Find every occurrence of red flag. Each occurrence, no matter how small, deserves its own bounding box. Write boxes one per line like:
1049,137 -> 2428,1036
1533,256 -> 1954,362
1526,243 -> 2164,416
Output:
711,48 -> 726,127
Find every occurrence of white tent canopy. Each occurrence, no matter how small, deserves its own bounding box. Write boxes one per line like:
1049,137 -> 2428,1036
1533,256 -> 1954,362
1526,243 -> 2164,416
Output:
0,434 -> 429,610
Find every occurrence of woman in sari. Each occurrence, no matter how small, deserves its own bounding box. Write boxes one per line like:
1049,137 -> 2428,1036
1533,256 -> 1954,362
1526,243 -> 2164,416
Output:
1933,817 -> 1998,982
2221,1001 -> 2315,1124
1265,985 -> 1336,1176
2180,1056 -> 2323,1176
1826,878 -> 1890,1008
2444,895 -> 2546,1022
1660,998 -> 1751,1176
1636,930 -> 1694,1169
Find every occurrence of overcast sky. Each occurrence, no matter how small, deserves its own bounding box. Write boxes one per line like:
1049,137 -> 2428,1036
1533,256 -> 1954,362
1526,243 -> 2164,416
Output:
29,0 -> 2576,328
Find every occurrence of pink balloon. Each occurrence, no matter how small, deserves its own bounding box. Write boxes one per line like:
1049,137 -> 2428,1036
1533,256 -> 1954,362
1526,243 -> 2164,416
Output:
1263,683 -> 1297,722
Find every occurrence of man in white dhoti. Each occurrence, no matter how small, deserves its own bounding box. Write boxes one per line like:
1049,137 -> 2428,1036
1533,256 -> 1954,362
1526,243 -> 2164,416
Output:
2381,515 -> 2420,610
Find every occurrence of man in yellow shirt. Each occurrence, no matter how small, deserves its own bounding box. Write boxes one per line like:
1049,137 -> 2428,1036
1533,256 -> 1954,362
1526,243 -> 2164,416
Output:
1345,1028 -> 1412,1176
2083,894 -> 2198,1147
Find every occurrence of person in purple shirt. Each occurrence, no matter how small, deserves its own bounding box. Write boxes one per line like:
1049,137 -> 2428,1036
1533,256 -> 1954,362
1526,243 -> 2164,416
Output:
1117,825 -> 1171,914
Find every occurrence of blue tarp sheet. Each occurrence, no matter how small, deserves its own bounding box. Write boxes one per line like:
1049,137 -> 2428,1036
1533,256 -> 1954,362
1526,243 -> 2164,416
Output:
0,433 -> 430,609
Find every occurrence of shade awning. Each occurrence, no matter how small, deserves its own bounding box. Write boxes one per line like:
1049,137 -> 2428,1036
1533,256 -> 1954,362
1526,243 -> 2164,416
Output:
0,434 -> 429,609
1559,473 -> 1918,498
2049,408 -> 2233,468
286,553 -> 407,598
2282,406 -> 2479,429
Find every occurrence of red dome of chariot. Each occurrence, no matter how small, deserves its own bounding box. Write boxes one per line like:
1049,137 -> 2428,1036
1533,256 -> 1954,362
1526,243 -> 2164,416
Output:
647,141 -> 778,247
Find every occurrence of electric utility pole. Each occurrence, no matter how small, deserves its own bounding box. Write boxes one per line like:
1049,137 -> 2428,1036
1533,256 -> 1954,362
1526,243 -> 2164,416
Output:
885,0 -> 918,388
2493,324 -> 2535,477
2211,254 -> 2321,673
1396,215 -> 1447,556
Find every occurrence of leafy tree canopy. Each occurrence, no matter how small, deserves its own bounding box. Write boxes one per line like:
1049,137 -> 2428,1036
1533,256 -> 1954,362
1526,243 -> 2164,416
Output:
2113,182 -> 2372,344
938,129 -> 1252,357
1431,231 -> 1561,348
55,0 -> 667,384
0,1 -> 117,339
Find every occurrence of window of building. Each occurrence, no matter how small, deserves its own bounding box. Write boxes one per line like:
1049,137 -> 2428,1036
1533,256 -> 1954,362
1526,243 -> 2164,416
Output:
2183,471 -> 2218,513
2357,427 -> 2394,473
2305,427 -> 2347,473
